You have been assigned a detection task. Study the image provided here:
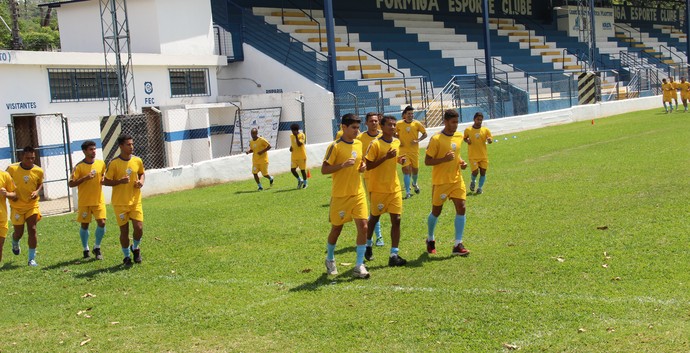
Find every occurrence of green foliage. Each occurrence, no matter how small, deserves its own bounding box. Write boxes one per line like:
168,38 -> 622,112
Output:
0,109 -> 689,351
0,0 -> 60,50
21,24 -> 58,50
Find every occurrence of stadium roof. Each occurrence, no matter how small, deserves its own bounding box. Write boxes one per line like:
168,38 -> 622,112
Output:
38,0 -> 91,8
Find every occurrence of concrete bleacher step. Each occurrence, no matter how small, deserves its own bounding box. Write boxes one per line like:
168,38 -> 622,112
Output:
308,37 -> 341,43
284,20 -> 318,26
321,46 -> 355,52
385,86 -> 416,91
270,11 -> 306,17
337,55 -> 367,61
295,28 -> 326,34
363,73 -> 396,79
348,65 -> 382,70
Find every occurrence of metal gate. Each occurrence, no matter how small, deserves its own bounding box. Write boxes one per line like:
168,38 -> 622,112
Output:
8,113 -> 73,216
100,112 -> 166,169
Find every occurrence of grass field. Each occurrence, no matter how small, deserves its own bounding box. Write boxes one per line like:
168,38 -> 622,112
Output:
1,108 -> 689,352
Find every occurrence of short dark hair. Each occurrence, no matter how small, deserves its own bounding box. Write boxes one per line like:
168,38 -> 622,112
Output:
117,134 -> 133,146
365,112 -> 379,122
81,140 -> 97,151
473,112 -> 484,119
443,109 -> 459,120
23,146 -> 35,154
290,123 -> 300,131
403,106 -> 414,115
380,115 -> 396,127
341,113 -> 361,127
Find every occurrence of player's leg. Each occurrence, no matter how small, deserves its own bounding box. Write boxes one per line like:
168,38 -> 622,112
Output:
402,165 -> 412,198
477,165 -> 488,194
93,218 -> 106,260
365,214 -> 380,261
119,222 -> 132,265
79,222 -> 91,258
450,197 -> 469,256
11,222 -> 24,256
470,164 -> 479,192
411,165 -> 420,194
325,224 -> 342,275
684,97 -> 688,111
25,214 -> 39,266
253,172 -> 262,190
0,228 -> 6,262
427,200 -> 442,255
387,213 -> 406,266
353,218 -> 370,278
131,219 -> 143,263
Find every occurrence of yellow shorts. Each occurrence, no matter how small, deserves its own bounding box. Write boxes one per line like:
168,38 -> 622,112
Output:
113,204 -> 144,227
252,163 -> 268,176
470,159 -> 489,172
400,149 -> 419,169
0,225 -> 7,238
432,182 -> 466,207
682,94 -> 690,101
291,159 -> 306,170
370,191 -> 403,216
663,95 -> 673,103
10,207 -> 42,226
76,204 -> 107,223
329,193 -> 368,226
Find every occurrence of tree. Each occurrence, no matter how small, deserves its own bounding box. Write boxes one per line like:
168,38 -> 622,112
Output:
0,0 -> 60,50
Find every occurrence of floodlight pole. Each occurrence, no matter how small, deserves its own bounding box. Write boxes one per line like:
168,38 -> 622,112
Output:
324,0 -> 338,95
588,0 -> 597,71
482,0 -> 495,118
100,0 -> 137,115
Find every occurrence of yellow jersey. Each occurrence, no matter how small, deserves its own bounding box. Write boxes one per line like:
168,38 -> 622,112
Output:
677,82 -> 690,96
357,130 -> 381,179
0,171 -> 16,222
463,126 -> 492,160
662,83 -> 675,99
6,163 -> 43,211
365,137 -> 402,194
249,137 -> 270,164
426,132 -> 465,185
71,159 -> 106,207
396,119 -> 426,152
105,156 -> 145,206
335,127 -> 344,140
290,133 -> 307,160
323,139 -> 365,198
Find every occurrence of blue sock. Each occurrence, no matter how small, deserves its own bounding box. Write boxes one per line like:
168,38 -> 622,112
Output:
366,239 -> 373,247
95,226 -> 105,248
304,179 -> 308,187
132,239 -> 141,250
479,175 -> 486,189
355,244 -> 366,266
454,215 -> 466,245
79,228 -> 90,250
257,183 -> 262,188
390,247 -> 399,256
122,247 -> 130,258
471,174 -> 477,183
403,174 -> 411,194
412,174 -> 418,186
326,243 -> 336,261
427,213 -> 438,241
28,248 -> 36,261
374,221 -> 381,238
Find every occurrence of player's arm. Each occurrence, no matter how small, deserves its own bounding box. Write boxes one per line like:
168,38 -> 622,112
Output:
31,180 -> 43,200
416,131 -> 428,143
321,159 -> 355,175
103,166 -> 129,186
258,144 -> 271,155
245,147 -> 253,154
68,170 -> 95,187
366,149 -> 396,170
425,151 -> 454,166
296,134 -> 304,147
0,178 -> 17,200
135,173 -> 145,189
463,131 -> 472,145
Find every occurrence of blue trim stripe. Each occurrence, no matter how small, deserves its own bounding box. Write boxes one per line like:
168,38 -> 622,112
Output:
164,125 -> 235,142
0,139 -> 102,160
278,121 -> 304,131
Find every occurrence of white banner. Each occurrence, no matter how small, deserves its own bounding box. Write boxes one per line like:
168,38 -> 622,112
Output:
231,107 -> 282,155
556,6 -> 615,38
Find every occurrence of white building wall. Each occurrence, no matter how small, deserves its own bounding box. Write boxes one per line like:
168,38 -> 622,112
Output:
155,0 -> 215,55
54,2 -> 103,53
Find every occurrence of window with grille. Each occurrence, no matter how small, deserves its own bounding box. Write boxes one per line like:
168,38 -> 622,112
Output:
169,68 -> 210,97
48,68 -> 120,102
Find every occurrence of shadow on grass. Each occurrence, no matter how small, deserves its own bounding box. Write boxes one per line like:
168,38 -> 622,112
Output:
289,273 -> 331,292
362,252 -> 454,270
73,263 -> 132,279
41,258 -> 93,271
273,188 -> 300,193
0,262 -> 21,271
334,246 -> 356,255
234,190 -> 259,195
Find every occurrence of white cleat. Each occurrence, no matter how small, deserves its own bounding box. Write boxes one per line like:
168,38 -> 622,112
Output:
325,259 -> 338,275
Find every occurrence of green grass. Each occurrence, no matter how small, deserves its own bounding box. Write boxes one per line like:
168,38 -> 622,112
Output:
1,109 -> 689,352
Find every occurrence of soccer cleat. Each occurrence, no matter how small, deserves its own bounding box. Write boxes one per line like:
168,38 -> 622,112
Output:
325,259 -> 338,275
469,181 -> 476,192
27,259 -> 38,267
269,177 -> 274,187
83,250 -> 90,259
375,236 -> 385,247
353,264 -> 370,279
413,184 -> 420,194
297,179 -> 303,189
365,246 -> 373,261
426,239 -> 437,254
123,256 -> 133,266
388,254 -> 407,267
12,241 -> 20,255
302,181 -> 308,189
452,243 -> 470,257
476,188 -> 483,195
93,248 -> 103,260
403,193 -> 413,200
131,247 -> 142,263
257,185 -> 263,191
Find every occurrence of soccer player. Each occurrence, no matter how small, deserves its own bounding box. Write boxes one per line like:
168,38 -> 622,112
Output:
357,112 -> 384,247
322,113 -> 370,279
103,134 -> 145,266
678,77 -> 690,112
661,78 -> 674,113
7,146 -> 44,266
246,128 -> 273,191
424,110 -> 470,257
68,140 -> 107,260
364,115 -> 407,266
463,112 -> 493,195
289,124 -> 308,189
396,105 -> 427,199
0,169 -> 17,264
669,77 -> 679,111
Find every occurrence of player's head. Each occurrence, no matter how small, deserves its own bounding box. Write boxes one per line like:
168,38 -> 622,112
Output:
682,77 -> 686,82
380,115 -> 396,137
81,140 -> 97,159
21,146 -> 36,167
340,113 -> 361,140
117,134 -> 134,156
668,77 -> 674,82
442,109 -> 459,134
473,112 -> 484,126
402,106 -> 414,122
662,78 -> 667,83
365,112 -> 380,133
290,123 -> 300,134
250,128 -> 259,139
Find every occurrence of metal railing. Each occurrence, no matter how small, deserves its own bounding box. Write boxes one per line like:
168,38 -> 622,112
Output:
615,23 -> 642,44
510,13 -> 546,46
280,0 -> 323,46
287,0 -> 351,46
385,48 -> 434,100
335,76 -> 430,118
424,74 -> 505,127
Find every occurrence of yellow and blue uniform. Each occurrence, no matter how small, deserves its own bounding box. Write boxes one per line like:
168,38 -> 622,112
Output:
6,163 -> 43,225
357,130 -> 381,180
324,138 -> 367,225
678,81 -> 690,100
250,137 -> 270,175
463,126 -> 493,172
671,81 -> 679,100
396,119 -> 426,168
365,137 -> 403,216
0,171 -> 16,237
426,132 -> 466,206
106,156 -> 144,226
71,159 -> 107,223
662,82 -> 675,103
290,133 -> 307,170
